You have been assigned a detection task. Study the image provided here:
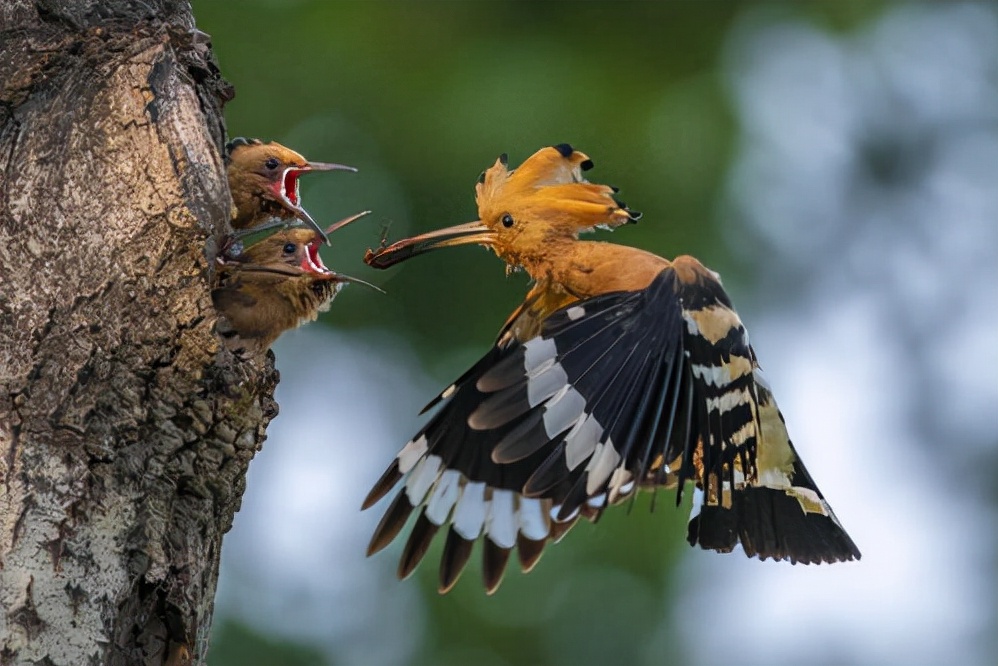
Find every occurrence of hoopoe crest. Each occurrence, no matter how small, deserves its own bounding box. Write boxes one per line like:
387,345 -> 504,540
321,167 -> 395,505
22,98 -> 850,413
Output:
368,144 -> 639,277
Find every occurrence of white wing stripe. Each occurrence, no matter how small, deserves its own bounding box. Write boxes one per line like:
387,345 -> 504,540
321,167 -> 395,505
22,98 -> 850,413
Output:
397,435 -> 428,474
564,413 -> 603,471
517,497 -> 550,541
542,386 -> 587,437
405,454 -> 441,505
706,387 -> 752,414
487,489 -> 517,549
425,469 -> 462,525
585,439 -> 622,494
453,481 -> 487,540
527,362 -> 569,406
523,337 -> 557,372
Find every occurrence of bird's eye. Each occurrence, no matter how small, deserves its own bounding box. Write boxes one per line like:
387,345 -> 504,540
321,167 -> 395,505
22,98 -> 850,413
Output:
265,157 -> 280,170
282,243 -> 296,254
501,213 -> 514,228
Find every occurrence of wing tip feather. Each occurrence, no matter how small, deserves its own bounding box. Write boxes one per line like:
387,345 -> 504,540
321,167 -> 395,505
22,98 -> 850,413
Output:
362,459 -> 403,511
367,490 -> 414,557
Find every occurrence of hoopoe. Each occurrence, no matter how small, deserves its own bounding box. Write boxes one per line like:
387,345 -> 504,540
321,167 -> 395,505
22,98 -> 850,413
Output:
361,144 -> 860,594
213,211 -> 371,356
225,137 -> 357,245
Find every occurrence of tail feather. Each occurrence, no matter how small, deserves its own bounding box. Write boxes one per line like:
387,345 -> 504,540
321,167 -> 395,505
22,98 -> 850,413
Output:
687,461 -> 861,564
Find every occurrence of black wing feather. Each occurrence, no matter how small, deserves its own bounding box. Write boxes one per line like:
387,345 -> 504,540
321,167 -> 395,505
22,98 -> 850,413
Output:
365,265 -> 859,593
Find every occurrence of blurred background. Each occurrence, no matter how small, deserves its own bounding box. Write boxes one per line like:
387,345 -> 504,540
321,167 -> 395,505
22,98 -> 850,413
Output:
194,1 -> 998,664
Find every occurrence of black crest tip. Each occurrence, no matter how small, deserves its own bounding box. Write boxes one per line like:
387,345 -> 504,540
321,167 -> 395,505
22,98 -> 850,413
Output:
580,158 -> 594,171
477,170 -> 486,185
498,152 -> 509,166
612,197 -> 641,222
553,143 -> 574,157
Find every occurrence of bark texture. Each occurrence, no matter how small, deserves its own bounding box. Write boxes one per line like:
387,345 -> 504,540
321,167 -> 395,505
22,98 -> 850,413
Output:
0,1 -> 278,664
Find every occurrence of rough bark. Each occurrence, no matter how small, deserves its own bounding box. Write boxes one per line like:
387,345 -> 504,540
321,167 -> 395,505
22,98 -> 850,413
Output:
0,1 -> 278,664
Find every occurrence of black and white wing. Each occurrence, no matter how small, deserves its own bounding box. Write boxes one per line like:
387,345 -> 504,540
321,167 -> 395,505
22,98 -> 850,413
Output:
363,260 -> 859,594
670,257 -> 860,564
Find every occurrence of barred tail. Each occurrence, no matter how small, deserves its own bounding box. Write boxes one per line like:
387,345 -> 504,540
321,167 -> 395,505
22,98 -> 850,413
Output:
687,459 -> 861,564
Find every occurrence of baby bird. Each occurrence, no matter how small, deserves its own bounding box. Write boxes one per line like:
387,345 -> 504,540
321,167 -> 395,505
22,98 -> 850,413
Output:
213,211 -> 370,356
225,137 -> 356,245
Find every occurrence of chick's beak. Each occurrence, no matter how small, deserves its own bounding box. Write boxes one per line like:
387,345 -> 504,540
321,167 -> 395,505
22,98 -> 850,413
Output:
364,221 -> 496,269
325,210 -> 372,236
279,201 -> 329,246
302,161 -> 358,174
276,162 -> 359,246
282,162 -> 357,203
300,241 -> 385,294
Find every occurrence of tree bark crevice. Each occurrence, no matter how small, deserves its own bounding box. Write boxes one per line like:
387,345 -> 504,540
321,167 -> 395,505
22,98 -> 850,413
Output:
2,3 -> 273,664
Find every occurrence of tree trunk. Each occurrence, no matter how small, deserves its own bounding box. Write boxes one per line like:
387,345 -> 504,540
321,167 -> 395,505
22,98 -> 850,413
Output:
0,2 -> 277,664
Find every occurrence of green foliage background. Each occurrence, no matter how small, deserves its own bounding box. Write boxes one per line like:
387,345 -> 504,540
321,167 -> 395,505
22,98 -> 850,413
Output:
194,2 -> 886,665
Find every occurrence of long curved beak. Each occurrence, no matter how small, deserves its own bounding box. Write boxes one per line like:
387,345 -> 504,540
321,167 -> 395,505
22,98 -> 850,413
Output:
301,161 -> 357,173
364,221 -> 496,269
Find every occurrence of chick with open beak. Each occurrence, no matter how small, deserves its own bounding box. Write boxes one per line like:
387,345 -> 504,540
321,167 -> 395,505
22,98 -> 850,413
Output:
213,211 -> 375,356
225,137 -> 357,245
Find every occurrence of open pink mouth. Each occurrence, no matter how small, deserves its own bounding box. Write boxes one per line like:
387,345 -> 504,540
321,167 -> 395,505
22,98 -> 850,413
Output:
281,168 -> 303,207
300,241 -> 332,275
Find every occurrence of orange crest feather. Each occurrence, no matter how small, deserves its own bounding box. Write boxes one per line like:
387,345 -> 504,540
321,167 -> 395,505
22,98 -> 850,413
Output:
475,145 -> 639,236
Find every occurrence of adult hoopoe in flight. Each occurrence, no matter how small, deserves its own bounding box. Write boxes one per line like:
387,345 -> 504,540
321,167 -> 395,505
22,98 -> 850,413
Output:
361,144 -> 860,594
213,211 -> 371,356
225,137 -> 357,245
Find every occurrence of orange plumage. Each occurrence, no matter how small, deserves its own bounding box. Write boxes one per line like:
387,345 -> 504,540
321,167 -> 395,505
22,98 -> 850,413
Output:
362,144 -> 859,594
